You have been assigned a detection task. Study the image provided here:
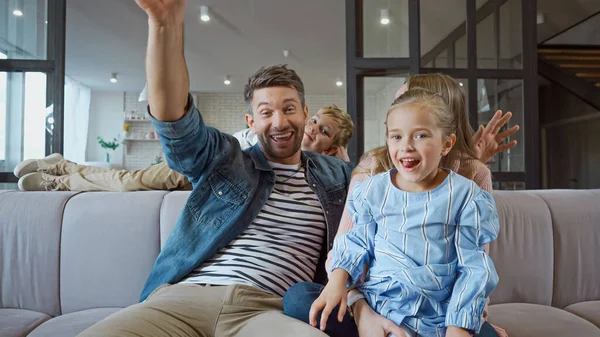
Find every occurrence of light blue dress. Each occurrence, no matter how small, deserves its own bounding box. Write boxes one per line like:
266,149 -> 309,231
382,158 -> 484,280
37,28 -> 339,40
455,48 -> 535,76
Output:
331,170 -> 499,337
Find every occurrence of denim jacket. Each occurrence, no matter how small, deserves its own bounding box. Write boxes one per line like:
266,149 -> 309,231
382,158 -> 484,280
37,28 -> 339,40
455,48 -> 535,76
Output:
140,95 -> 355,301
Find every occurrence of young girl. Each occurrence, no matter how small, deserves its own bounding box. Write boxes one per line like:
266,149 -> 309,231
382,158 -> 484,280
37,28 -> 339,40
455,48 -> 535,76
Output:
309,89 -> 499,337
283,74 -> 509,337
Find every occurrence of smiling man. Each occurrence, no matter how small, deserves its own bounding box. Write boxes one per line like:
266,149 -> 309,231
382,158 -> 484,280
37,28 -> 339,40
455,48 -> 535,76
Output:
77,1 -> 353,336
235,104 -> 354,160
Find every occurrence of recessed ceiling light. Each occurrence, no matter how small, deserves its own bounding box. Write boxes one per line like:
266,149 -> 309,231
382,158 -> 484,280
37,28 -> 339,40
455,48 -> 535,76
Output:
224,75 -> 231,85
13,9 -> 23,16
110,73 -> 117,83
336,80 -> 343,87
537,12 -> 545,25
380,9 -> 390,25
200,5 -> 210,22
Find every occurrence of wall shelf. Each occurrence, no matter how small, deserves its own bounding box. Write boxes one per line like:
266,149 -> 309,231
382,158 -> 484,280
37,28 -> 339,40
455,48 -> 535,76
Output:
124,119 -> 152,123
123,138 -> 161,154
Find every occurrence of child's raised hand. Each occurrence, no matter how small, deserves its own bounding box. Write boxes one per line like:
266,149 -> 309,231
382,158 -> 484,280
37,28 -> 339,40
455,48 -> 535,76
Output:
309,269 -> 349,331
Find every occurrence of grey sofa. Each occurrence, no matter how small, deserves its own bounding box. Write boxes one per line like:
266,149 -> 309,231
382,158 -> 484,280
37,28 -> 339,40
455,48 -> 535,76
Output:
1,189 -> 599,337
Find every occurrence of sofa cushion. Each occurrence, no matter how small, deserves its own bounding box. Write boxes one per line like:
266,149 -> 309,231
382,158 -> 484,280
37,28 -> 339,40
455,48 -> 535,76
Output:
487,303 -> 600,337
488,191 -> 554,306
0,191 -> 78,316
159,191 -> 190,248
533,190 -> 600,308
565,301 -> 600,328
60,191 -> 167,314
0,309 -> 51,337
27,308 -> 121,337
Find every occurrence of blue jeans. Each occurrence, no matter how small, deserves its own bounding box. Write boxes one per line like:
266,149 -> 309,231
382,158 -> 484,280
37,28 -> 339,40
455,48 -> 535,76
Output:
283,282 -> 358,337
283,282 -> 500,337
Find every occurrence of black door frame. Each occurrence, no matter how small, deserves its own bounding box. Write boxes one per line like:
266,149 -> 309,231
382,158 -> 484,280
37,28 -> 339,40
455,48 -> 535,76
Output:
0,0 -> 66,183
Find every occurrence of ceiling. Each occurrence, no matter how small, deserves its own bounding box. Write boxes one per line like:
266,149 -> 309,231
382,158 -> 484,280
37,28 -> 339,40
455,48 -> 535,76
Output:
66,0 -> 347,95
63,0 -> 600,95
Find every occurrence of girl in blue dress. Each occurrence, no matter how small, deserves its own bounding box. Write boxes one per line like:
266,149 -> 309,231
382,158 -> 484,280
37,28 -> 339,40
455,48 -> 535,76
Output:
309,89 -> 499,337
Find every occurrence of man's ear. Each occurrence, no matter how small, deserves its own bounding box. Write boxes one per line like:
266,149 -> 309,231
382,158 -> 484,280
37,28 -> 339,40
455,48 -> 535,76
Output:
322,146 -> 339,156
245,113 -> 255,132
303,105 -> 309,119
441,134 -> 457,156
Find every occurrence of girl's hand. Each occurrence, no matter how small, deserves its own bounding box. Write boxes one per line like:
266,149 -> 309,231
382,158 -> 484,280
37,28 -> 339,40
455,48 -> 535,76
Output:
353,298 -> 407,337
309,269 -> 349,331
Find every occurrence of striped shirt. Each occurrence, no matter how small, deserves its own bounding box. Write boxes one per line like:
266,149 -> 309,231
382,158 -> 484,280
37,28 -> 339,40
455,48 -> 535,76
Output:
331,170 -> 499,337
180,162 -> 326,297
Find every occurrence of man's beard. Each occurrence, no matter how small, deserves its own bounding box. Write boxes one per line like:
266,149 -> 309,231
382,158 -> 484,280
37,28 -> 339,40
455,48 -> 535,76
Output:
256,127 -> 304,161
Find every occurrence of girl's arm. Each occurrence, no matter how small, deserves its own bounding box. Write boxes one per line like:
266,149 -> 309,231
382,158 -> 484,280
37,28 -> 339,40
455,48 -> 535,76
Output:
325,170 -> 370,273
330,180 -> 378,288
325,154 -> 376,273
447,188 -> 500,333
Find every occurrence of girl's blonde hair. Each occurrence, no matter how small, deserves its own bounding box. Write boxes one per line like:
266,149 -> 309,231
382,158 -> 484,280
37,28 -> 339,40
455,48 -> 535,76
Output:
387,88 -> 455,136
356,73 -> 477,177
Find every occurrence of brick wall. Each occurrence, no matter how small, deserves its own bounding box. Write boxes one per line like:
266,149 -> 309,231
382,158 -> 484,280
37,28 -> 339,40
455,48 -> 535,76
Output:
120,92 -> 346,170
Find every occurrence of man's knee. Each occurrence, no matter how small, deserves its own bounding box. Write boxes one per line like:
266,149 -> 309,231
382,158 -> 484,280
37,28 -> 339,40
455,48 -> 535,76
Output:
239,310 -> 328,337
283,282 -> 324,322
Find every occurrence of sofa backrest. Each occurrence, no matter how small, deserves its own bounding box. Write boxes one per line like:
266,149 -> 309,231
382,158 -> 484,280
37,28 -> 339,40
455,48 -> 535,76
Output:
1,189 -> 599,315
0,191 -> 76,317
58,191 -> 168,314
488,191 -> 554,306
533,190 -> 600,309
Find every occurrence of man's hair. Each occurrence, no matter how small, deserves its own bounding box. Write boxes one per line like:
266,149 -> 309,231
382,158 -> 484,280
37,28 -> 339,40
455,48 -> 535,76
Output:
244,64 -> 305,113
317,105 -> 354,148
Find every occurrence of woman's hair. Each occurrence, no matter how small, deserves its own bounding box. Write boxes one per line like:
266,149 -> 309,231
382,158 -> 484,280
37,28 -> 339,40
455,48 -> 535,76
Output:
355,73 -> 478,177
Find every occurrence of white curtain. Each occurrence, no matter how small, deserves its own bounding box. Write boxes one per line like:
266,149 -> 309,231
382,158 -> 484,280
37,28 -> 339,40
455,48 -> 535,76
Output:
63,77 -> 91,163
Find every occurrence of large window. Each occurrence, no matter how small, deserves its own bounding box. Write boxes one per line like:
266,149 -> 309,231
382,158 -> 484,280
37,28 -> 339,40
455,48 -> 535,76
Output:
346,0 -> 539,189
0,0 -> 65,184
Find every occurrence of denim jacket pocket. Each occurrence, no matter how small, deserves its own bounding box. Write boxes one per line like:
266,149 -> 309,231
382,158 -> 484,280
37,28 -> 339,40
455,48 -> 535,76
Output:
187,170 -> 248,229
208,170 -> 247,206
327,184 -> 347,206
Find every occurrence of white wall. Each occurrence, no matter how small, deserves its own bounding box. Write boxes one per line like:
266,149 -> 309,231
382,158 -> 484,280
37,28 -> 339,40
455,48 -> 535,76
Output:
364,78 -> 405,153
86,91 -> 124,166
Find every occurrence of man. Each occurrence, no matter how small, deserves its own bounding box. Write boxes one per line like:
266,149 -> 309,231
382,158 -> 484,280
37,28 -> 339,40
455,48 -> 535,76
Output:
14,105 -> 355,191
78,1 -> 352,336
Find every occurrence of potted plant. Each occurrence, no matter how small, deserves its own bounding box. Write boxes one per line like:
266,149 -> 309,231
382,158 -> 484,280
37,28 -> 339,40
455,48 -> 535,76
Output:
97,136 -> 120,163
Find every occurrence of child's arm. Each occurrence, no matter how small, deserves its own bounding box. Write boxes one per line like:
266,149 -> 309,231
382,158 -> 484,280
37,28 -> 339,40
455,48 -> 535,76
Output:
446,189 -> 500,334
309,181 -> 377,332
309,269 -> 350,331
330,181 -> 378,288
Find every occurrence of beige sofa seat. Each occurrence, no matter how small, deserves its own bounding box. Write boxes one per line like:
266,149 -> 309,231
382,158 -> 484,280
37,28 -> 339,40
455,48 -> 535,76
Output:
1,189 -> 599,337
26,308 -> 121,337
488,303 -> 600,337
0,309 -> 51,337
565,301 -> 600,328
